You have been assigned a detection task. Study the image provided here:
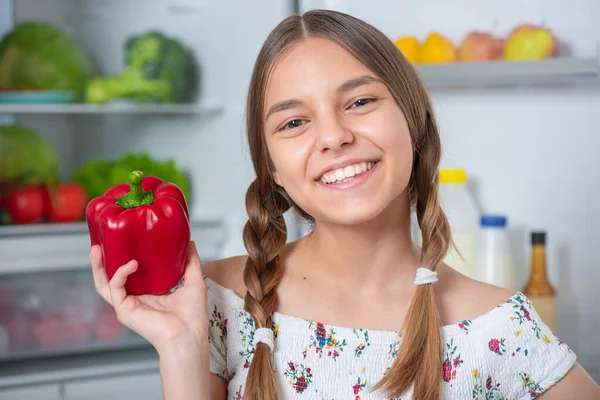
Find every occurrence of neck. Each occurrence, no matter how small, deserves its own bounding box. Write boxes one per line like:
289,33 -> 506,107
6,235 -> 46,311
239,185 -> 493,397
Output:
298,195 -> 420,293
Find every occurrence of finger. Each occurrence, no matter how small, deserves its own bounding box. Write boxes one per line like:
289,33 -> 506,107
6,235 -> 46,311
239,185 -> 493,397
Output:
90,245 -> 112,305
108,260 -> 138,309
183,241 -> 205,287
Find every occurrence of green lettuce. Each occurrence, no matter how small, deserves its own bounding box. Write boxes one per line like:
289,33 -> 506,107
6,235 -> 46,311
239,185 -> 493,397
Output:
0,125 -> 59,186
73,153 -> 191,204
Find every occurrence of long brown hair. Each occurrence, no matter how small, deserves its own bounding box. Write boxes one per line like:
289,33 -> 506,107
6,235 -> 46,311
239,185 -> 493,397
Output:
242,9 -> 452,400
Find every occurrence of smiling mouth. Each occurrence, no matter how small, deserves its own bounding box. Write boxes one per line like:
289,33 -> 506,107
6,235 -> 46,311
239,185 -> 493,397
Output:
318,161 -> 379,185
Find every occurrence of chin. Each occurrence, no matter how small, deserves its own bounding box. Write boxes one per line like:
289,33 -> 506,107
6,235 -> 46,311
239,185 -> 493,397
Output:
311,201 -> 390,227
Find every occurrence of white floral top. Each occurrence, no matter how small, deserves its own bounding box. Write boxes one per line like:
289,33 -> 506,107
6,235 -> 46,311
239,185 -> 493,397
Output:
204,277 -> 576,399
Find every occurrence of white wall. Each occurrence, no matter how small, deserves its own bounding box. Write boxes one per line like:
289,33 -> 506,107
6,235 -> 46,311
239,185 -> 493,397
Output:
302,0 -> 600,377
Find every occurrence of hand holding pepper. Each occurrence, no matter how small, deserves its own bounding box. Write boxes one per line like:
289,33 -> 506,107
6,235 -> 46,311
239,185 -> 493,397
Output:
89,241 -> 209,352
86,170 -> 190,295
87,171 -> 213,398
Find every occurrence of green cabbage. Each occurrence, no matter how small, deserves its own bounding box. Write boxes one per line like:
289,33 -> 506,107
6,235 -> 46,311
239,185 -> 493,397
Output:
0,22 -> 96,99
0,125 -> 59,186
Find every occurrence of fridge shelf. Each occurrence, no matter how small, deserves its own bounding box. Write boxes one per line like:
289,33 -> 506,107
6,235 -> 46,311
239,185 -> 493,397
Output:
0,266 -> 148,364
415,57 -> 600,89
0,218 -> 226,275
0,102 -> 224,116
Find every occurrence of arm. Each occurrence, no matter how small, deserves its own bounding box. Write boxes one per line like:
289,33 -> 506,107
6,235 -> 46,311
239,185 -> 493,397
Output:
537,362 -> 600,399
90,242 -> 228,400
158,341 -> 210,400
158,340 -> 228,400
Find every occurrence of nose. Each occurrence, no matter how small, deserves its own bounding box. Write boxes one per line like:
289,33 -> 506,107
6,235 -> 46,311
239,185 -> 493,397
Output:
315,115 -> 354,153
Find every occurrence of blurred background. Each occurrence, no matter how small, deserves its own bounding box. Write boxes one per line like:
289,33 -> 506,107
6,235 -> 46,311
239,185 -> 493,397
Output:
0,0 -> 598,398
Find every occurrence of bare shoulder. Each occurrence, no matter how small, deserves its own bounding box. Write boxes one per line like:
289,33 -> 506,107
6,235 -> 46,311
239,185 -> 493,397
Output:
202,255 -> 248,299
436,263 -> 515,325
537,362 -> 600,399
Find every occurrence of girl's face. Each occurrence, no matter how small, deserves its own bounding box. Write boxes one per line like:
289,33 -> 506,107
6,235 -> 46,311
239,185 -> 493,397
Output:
263,37 -> 413,226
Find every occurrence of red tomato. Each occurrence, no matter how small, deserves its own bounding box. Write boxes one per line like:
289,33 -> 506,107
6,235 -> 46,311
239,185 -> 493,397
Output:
46,183 -> 88,223
4,186 -> 47,224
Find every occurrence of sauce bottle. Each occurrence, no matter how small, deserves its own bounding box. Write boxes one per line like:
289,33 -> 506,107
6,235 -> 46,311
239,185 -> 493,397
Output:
522,231 -> 557,331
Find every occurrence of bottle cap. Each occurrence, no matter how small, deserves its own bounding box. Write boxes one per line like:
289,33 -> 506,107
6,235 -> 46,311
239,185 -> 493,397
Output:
531,232 -> 546,245
481,215 -> 507,227
439,169 -> 467,184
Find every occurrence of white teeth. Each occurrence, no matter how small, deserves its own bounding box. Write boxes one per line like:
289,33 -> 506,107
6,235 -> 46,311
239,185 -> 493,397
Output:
320,161 -> 376,184
344,165 -> 356,177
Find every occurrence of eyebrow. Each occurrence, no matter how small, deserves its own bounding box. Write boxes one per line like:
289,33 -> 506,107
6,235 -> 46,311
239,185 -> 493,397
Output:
265,75 -> 383,121
336,75 -> 383,94
265,99 -> 304,122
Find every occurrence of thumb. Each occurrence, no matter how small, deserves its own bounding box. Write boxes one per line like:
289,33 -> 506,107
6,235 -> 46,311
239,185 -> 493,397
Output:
183,241 -> 205,286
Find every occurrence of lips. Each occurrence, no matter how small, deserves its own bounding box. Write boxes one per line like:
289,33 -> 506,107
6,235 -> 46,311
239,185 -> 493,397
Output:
315,158 -> 379,183
319,161 -> 377,184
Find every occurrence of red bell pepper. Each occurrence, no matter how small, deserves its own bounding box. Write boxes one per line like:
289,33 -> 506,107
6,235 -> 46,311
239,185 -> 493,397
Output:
86,170 -> 190,295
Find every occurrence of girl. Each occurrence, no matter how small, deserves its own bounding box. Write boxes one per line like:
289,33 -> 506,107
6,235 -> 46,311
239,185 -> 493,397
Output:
90,9 -> 600,400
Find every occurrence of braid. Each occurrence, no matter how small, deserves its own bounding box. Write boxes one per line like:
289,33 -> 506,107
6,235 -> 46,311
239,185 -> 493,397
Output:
372,111 -> 450,400
242,178 -> 289,400
415,113 -> 452,267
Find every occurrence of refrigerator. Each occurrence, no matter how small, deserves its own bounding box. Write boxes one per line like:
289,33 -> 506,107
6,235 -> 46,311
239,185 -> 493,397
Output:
0,0 -> 294,398
0,1 -> 598,397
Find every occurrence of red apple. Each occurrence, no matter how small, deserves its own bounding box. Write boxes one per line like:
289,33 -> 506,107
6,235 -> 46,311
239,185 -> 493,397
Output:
459,31 -> 505,62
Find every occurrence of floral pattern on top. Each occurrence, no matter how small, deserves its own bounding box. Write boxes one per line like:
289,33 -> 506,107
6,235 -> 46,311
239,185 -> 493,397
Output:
353,328 -> 371,358
442,338 -> 464,385
203,277 -> 577,400
472,368 -> 505,400
458,319 -> 471,335
488,338 -> 507,355
309,321 -> 348,361
209,305 -> 228,343
285,361 -> 314,394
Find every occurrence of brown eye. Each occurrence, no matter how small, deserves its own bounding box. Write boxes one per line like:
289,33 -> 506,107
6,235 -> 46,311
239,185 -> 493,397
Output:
280,119 -> 305,131
350,98 -> 377,108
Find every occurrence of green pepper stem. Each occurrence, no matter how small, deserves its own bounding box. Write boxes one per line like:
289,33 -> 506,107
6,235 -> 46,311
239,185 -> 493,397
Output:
115,170 -> 154,209
128,171 -> 144,201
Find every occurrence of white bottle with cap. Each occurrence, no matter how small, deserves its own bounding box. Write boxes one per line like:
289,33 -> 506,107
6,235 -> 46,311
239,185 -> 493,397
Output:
475,215 -> 516,291
438,169 -> 480,278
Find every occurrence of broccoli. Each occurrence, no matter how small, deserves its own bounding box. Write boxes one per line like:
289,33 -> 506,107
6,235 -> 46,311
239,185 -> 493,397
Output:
85,31 -> 200,104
